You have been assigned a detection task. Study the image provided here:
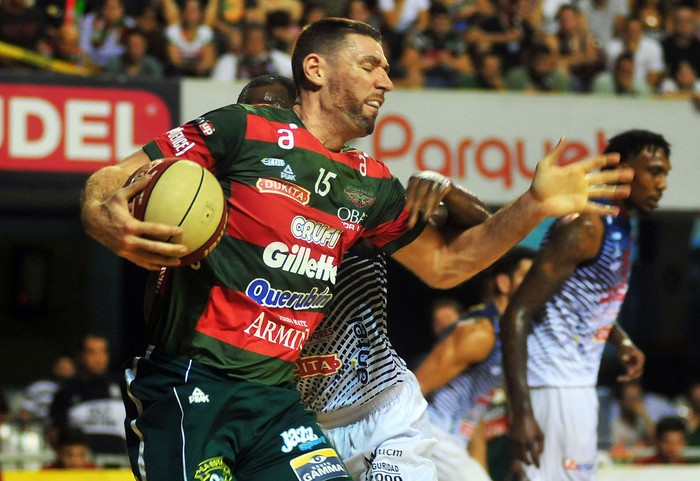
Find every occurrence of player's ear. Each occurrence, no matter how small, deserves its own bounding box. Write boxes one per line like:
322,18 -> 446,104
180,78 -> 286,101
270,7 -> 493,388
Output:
495,273 -> 511,296
303,53 -> 325,88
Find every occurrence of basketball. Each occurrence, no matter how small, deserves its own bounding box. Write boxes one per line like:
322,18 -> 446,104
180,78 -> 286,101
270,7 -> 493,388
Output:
125,158 -> 228,266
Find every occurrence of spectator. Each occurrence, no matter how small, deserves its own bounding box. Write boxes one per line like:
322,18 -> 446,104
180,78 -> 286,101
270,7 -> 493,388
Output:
632,0 -> 670,43
78,0 -> 135,69
134,2 -> 170,71
19,355 -> 76,426
636,416 -> 688,464
203,0 -> 257,54
164,0 -> 217,77
604,16 -> 666,91
549,4 -> 601,92
247,0 -> 302,25
465,0 -> 537,75
401,3 -> 474,88
48,22 -> 94,69
464,50 -> 507,90
659,60 -> 700,96
266,9 -> 298,54
0,0 -> 50,69
436,0 -> 495,32
592,51 -> 651,95
49,334 -> 127,462
377,0 -> 430,63
577,0 -> 629,49
685,380 -> 700,446
661,5 -> 700,81
104,27 -> 164,78
610,381 -> 656,449
300,0 -> 328,27
343,0 -> 383,31
231,21 -> 292,80
505,41 -> 570,91
43,428 -> 97,470
430,297 -> 464,338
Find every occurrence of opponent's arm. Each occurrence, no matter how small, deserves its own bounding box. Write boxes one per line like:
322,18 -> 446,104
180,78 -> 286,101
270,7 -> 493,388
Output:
609,323 -> 645,382
500,214 -> 604,467
415,318 -> 495,396
395,140 -> 631,289
80,150 -> 187,270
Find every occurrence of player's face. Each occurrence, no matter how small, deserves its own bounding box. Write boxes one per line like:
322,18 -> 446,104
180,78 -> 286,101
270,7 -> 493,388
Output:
626,146 -> 670,215
326,33 -> 393,138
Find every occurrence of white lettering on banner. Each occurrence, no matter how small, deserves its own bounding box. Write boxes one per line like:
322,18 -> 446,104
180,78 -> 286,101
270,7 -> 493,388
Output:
167,126 -> 196,156
262,242 -> 337,284
291,216 -> 342,248
244,313 -> 310,351
4,96 -> 143,162
246,278 -> 333,309
9,98 -> 61,158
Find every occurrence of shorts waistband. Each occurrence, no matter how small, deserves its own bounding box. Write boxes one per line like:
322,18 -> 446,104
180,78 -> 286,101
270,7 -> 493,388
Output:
316,380 -> 405,429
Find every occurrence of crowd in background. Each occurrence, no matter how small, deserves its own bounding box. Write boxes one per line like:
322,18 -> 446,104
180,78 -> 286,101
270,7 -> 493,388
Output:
0,0 -> 699,96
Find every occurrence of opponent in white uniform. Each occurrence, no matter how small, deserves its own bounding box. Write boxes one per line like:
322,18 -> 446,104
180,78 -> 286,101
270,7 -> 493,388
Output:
296,182 -> 492,481
415,248 -> 535,481
501,130 -> 672,481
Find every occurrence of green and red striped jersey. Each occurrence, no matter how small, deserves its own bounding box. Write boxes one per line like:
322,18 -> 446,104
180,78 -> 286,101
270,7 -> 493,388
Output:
142,104 -> 424,385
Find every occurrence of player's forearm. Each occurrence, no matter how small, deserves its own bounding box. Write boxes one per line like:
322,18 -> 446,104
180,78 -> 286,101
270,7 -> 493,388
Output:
441,183 -> 492,228
435,190 -> 545,287
501,308 -> 534,417
608,323 -> 632,349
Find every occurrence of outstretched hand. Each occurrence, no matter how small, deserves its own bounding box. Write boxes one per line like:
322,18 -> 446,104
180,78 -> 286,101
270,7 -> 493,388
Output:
81,175 -> 188,271
529,138 -> 634,218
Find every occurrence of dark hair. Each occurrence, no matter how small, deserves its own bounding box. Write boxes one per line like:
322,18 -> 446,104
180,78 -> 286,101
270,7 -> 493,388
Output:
237,74 -> 297,107
603,129 -> 671,162
429,4 -> 451,17
291,17 -> 382,89
58,428 -> 89,447
655,416 -> 687,440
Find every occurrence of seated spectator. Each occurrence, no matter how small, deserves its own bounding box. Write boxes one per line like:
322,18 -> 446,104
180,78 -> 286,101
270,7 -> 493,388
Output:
462,50 -> 506,90
248,0 -> 302,26
685,380 -> 700,446
212,21 -> 292,81
661,5 -> 700,81
658,60 -> 700,96
505,42 -> 570,92
401,4 -> 474,88
611,380 -> 656,449
300,0 -> 328,27
549,4 -> 602,92
636,416 -> 688,464
78,0 -> 135,69
47,22 -> 94,69
577,0 -> 629,49
49,334 -> 127,461
266,9 -> 298,55
0,0 -> 50,69
19,354 -> 75,426
377,0 -> 430,64
632,0 -> 669,43
604,16 -> 665,91
104,27 -> 164,78
134,2 -> 170,71
43,428 -> 97,470
203,0 -> 255,54
344,0 -> 384,31
164,0 -> 217,77
592,51 -> 651,95
465,0 -> 536,75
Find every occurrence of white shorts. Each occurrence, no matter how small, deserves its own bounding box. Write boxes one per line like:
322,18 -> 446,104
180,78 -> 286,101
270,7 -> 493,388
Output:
523,386 -> 599,481
319,372 -> 437,481
431,424 -> 492,481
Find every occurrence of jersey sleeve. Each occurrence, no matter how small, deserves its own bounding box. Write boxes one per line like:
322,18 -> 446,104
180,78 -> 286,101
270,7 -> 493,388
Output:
142,104 -> 247,175
362,170 -> 427,256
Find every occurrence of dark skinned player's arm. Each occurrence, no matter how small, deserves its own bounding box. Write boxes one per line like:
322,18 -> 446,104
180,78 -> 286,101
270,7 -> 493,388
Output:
441,183 -> 492,228
415,318 -> 496,396
499,213 -> 604,467
608,323 -> 645,382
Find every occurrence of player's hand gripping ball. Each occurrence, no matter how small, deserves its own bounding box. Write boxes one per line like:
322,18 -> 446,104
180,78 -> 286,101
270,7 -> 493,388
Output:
125,158 -> 228,266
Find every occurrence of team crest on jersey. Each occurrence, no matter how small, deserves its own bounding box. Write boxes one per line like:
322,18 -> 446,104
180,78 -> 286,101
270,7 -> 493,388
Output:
344,188 -> 375,207
294,354 -> 342,378
194,456 -> 232,481
289,448 -> 346,481
195,117 -> 215,136
257,178 -> 310,205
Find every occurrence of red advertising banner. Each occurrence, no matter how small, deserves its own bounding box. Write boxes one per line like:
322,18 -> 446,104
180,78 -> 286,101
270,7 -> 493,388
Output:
0,82 -> 175,174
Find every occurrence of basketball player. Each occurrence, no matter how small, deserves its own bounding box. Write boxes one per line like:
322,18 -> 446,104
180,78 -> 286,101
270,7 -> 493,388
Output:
415,247 -> 536,481
80,18 -> 633,481
239,74 -> 493,481
501,129 -> 671,481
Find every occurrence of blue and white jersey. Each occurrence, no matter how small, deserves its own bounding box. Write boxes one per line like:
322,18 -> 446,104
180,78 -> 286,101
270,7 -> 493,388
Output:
527,214 -> 632,388
427,302 -> 503,441
295,246 -> 407,414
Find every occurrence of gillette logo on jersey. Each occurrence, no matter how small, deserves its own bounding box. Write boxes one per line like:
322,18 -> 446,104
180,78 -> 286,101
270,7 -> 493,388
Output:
263,242 -> 338,283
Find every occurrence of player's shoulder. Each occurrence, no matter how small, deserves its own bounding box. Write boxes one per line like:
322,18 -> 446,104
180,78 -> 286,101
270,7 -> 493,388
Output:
340,146 -> 393,180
